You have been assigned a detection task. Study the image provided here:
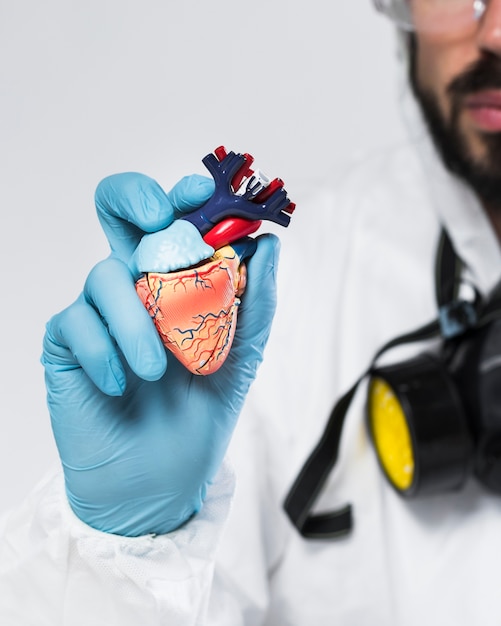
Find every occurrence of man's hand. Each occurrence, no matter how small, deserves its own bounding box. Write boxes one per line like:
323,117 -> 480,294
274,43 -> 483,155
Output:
42,172 -> 280,536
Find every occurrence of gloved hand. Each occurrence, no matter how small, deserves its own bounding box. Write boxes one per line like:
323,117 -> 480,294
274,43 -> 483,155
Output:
42,172 -> 280,536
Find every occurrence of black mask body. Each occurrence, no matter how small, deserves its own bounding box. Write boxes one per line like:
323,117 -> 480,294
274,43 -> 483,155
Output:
450,311 -> 501,492
368,305 -> 501,499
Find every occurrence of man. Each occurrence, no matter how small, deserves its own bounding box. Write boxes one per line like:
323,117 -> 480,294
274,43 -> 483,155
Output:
1,1 -> 501,624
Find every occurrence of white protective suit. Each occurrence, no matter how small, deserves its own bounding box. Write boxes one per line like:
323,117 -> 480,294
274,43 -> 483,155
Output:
3,48 -> 501,626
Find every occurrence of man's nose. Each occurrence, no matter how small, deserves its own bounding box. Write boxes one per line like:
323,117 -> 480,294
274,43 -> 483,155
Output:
477,0 -> 501,56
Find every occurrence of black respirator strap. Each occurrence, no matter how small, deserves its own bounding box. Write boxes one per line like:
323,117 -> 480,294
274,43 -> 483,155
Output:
283,228 -> 463,539
435,228 -> 463,308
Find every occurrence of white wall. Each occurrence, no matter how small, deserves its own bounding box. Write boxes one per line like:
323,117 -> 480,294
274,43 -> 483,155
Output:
0,0 -> 405,514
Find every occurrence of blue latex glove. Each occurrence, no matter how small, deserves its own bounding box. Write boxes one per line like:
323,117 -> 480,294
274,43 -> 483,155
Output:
42,172 -> 280,536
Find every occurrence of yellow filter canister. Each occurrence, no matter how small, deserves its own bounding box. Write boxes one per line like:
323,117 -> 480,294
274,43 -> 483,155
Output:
368,377 -> 415,492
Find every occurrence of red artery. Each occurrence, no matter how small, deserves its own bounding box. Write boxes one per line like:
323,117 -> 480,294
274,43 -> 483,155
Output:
203,217 -> 262,249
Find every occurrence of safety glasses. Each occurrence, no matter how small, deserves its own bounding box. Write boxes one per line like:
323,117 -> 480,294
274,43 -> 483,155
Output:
373,0 -> 487,34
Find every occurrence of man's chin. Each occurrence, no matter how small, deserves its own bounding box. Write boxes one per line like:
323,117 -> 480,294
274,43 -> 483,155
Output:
456,124 -> 491,167
409,39 -> 501,209
412,87 -> 501,207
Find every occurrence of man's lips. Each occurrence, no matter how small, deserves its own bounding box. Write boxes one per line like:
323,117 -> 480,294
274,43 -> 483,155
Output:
464,90 -> 501,132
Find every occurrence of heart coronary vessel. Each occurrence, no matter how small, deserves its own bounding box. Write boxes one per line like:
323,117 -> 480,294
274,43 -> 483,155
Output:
135,245 -> 247,375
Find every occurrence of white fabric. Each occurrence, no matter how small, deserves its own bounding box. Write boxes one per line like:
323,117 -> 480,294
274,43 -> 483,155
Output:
0,464 -> 235,625
3,74 -> 501,626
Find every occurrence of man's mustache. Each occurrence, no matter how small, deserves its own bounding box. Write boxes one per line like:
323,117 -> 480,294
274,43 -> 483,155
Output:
448,54 -> 501,98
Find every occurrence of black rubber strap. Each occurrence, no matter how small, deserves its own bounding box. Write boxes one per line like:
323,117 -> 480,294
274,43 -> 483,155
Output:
435,229 -> 463,308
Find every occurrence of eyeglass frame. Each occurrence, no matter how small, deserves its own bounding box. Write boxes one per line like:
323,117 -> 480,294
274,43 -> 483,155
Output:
372,0 -> 488,32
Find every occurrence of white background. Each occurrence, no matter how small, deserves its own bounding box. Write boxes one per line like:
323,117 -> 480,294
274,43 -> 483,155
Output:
0,0 -> 405,514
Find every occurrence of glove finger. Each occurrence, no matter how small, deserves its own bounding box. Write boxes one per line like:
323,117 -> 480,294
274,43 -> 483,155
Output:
84,256 -> 167,381
95,172 -> 176,261
43,294 -> 127,396
167,174 -> 215,217
95,173 -> 214,261
226,233 -> 280,381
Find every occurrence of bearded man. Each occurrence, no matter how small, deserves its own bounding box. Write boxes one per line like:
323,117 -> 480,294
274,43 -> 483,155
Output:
2,2 -> 501,625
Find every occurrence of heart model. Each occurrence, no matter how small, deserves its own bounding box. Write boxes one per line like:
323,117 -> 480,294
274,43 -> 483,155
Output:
135,146 -> 295,375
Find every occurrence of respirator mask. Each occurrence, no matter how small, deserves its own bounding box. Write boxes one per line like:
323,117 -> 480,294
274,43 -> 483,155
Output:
285,229 -> 501,538
368,290 -> 501,498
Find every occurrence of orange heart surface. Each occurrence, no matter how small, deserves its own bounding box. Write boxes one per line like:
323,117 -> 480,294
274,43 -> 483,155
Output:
135,245 -> 247,375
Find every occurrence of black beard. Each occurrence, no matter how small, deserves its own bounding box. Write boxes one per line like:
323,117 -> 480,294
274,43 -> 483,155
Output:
409,36 -> 501,210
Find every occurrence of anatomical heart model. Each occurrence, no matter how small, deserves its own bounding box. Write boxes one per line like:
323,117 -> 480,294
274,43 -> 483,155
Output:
135,146 -> 295,375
